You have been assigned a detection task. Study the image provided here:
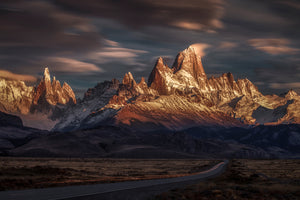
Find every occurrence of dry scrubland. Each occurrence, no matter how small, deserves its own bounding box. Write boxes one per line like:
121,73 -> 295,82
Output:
154,159 -> 300,200
0,157 -> 217,191
239,159 -> 300,180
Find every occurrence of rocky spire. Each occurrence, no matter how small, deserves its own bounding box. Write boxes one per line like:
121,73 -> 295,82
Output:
44,67 -> 51,82
138,77 -> 147,87
43,67 -> 54,96
148,57 -> 173,94
172,45 -> 206,81
149,57 -> 169,85
33,67 -> 76,106
137,77 -> 150,92
122,72 -> 137,88
148,47 -> 209,95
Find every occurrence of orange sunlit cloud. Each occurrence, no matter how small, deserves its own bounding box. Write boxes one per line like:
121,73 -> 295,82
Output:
190,43 -> 211,57
218,41 -> 238,49
248,38 -> 299,55
0,70 -> 37,82
270,82 -> 300,89
48,57 -> 102,73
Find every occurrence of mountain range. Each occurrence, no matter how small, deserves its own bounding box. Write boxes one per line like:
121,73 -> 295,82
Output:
0,45 -> 299,158
54,45 -> 299,132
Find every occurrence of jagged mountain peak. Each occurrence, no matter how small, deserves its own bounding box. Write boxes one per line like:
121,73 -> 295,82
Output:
140,77 -> 146,83
157,56 -> 164,65
148,46 -> 208,95
153,57 -> 170,72
222,72 -> 234,79
148,57 -> 172,94
183,45 -> 200,57
149,57 -> 169,79
287,89 -> 298,96
122,72 -> 137,87
172,45 -> 206,80
43,67 -> 51,82
138,77 -> 147,87
33,68 -> 76,106
284,89 -> 298,100
218,72 -> 235,88
180,44 -> 201,57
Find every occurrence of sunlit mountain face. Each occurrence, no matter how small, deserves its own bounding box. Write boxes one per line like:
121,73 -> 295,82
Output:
0,0 -> 299,97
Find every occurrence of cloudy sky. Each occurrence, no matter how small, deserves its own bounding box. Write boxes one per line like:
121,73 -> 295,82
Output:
0,0 -> 299,96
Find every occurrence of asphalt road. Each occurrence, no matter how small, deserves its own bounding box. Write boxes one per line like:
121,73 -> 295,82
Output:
0,160 -> 228,200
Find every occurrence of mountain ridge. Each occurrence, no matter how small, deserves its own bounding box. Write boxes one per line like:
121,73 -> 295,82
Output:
53,45 -> 300,132
0,45 -> 299,131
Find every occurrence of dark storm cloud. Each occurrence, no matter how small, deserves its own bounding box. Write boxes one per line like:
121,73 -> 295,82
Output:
0,1 -> 101,54
248,38 -> 299,55
222,0 -> 300,40
0,0 -> 104,74
54,0 -> 224,31
254,58 -> 300,94
0,0 -> 299,96
202,0 -> 300,94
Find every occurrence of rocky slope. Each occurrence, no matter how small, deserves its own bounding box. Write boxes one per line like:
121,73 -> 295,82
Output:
1,109 -> 299,159
54,45 -> 300,132
53,80 -> 120,132
8,124 -> 300,158
0,68 -> 76,129
0,111 -> 49,155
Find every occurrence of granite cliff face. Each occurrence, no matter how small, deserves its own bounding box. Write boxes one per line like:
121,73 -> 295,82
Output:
54,45 -> 300,132
0,68 -> 76,129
